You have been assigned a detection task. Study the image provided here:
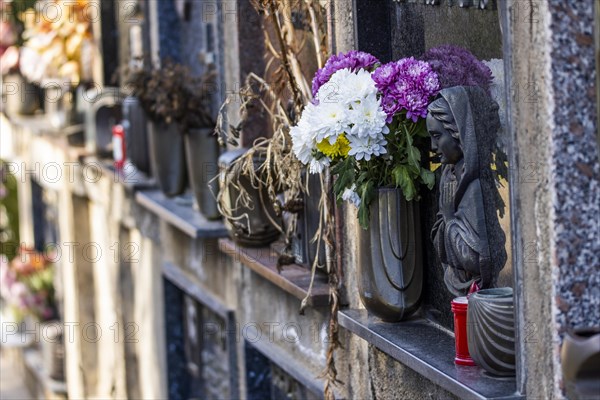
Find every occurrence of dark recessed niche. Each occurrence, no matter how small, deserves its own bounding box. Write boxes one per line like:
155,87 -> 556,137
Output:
244,342 -> 322,400
162,263 -> 240,400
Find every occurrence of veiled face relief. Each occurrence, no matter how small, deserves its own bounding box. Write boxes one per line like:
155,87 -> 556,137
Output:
426,114 -> 463,165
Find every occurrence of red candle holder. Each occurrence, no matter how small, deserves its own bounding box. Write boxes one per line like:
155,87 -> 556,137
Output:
451,296 -> 476,366
112,124 -> 126,170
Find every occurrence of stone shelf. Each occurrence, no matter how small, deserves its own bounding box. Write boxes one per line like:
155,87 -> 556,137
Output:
250,338 -> 327,399
136,190 -> 228,238
162,261 -> 231,318
218,238 -> 330,307
162,261 -> 241,399
6,113 -> 83,135
339,309 -> 523,400
91,158 -> 157,193
23,347 -> 68,399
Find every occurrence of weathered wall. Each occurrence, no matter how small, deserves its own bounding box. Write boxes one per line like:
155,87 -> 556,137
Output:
504,0 -> 598,398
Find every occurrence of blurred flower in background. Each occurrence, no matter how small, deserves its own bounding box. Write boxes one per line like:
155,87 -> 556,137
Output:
0,247 -> 56,323
19,0 -> 95,85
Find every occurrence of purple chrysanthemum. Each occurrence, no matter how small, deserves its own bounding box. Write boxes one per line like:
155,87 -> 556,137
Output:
421,44 -> 493,94
312,51 -> 380,97
372,57 -> 440,123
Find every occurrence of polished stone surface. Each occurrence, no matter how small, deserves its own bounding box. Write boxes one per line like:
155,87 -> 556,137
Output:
339,309 -> 523,400
157,0 -> 181,62
390,1 -> 502,60
249,338 -> 325,399
92,158 -> 157,193
546,0 -> 600,332
163,262 -> 240,400
245,342 -> 273,400
164,279 -> 188,400
136,190 -> 227,238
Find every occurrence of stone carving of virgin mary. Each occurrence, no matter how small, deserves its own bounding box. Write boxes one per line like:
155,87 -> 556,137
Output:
427,86 -> 507,296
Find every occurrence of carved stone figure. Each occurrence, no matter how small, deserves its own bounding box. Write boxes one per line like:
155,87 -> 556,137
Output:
427,86 -> 507,296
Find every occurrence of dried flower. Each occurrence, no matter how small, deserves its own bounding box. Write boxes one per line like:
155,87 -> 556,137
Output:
127,61 -> 216,132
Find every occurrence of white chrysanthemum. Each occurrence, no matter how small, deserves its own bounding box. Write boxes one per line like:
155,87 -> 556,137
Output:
311,100 -> 350,144
316,68 -> 379,106
290,107 -> 317,165
348,133 -> 388,161
348,94 -> 390,139
338,69 -> 379,104
342,184 -> 361,208
315,68 -> 353,104
309,157 -> 330,174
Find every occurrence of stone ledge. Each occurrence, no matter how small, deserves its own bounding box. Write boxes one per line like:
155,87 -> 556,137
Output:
5,112 -> 84,137
339,309 -> 523,400
135,190 -> 228,238
250,338 -> 328,400
89,158 -> 157,193
162,261 -> 231,318
162,261 -> 241,400
23,347 -> 67,400
218,238 -> 330,307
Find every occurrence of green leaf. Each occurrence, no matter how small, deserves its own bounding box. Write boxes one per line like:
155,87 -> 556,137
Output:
332,158 -> 356,200
407,163 -> 420,177
393,165 -> 409,188
393,165 -> 417,201
357,181 -> 375,229
420,168 -> 435,190
407,145 -> 421,168
403,179 -> 417,201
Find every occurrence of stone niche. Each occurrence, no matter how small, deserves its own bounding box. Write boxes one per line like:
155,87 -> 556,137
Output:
163,279 -> 238,400
388,1 -> 512,329
244,342 -> 322,400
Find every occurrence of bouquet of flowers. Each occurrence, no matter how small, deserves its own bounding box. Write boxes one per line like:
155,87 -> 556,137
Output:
291,51 -> 440,228
19,0 -> 94,85
0,247 -> 56,322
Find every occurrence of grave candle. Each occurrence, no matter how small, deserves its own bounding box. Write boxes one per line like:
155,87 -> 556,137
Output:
451,296 -> 476,366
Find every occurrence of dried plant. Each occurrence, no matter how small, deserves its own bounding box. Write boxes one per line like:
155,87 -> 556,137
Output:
215,1 -> 342,398
127,61 -> 215,132
216,0 -> 328,261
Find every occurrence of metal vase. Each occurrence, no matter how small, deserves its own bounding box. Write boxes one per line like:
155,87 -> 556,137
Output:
44,82 -> 83,128
84,87 -> 122,156
218,149 -> 280,247
2,74 -> 39,115
356,187 -> 423,322
148,120 -> 188,197
467,288 -> 516,376
560,328 -> 600,400
292,172 -> 326,266
184,128 -> 220,219
123,96 -> 151,174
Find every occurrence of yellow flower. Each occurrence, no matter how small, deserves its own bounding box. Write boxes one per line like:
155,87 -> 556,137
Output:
317,134 -> 351,159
